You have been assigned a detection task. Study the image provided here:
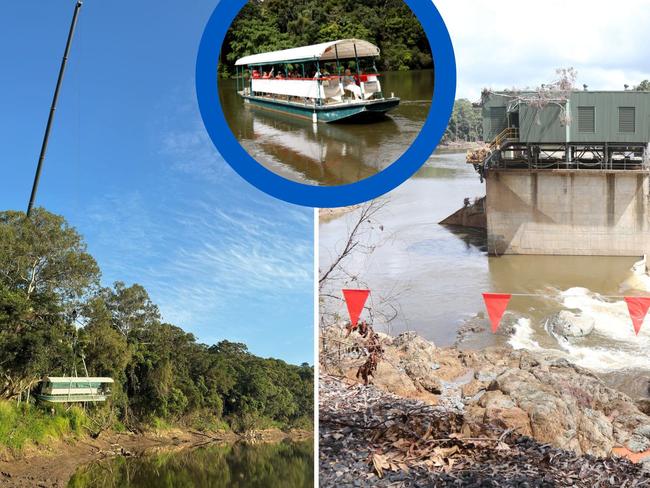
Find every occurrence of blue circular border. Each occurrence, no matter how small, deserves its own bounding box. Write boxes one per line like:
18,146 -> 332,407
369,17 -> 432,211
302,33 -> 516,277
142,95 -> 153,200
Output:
196,0 -> 456,208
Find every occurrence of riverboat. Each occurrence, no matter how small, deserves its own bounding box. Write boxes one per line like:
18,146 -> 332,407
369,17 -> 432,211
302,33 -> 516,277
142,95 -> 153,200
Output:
234,39 -> 400,123
36,376 -> 114,403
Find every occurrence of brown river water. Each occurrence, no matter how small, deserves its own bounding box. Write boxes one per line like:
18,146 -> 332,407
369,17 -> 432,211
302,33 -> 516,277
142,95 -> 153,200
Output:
218,71 -> 433,186
68,440 -> 313,487
319,152 -> 650,398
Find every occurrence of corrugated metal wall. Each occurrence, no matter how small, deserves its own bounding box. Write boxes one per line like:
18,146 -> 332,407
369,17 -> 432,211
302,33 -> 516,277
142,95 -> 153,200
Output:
569,91 -> 650,143
482,94 -> 510,139
519,104 -> 566,143
483,91 -> 650,144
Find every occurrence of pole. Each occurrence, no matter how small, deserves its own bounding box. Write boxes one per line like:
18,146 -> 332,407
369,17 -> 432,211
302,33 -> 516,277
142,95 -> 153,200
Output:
334,45 -> 340,76
353,44 -> 364,99
27,1 -> 83,217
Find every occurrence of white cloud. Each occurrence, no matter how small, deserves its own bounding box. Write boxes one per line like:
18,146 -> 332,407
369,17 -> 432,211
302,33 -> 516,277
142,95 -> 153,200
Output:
434,0 -> 650,99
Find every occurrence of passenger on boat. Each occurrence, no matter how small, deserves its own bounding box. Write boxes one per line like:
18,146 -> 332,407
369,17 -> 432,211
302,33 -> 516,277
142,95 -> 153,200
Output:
343,69 -> 361,100
276,72 -> 285,79
252,69 -> 260,79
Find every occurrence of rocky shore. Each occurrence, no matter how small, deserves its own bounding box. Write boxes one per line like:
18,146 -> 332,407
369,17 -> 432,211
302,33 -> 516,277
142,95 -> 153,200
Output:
320,325 -> 650,486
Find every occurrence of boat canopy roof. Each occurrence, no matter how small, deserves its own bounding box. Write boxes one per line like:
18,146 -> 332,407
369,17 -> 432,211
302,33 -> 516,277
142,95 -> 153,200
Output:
43,376 -> 114,383
235,39 -> 380,66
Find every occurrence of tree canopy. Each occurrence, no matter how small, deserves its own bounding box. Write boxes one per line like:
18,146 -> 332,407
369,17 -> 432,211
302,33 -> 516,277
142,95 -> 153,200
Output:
635,80 -> 650,91
0,209 -> 313,431
219,0 -> 432,76
443,99 -> 484,143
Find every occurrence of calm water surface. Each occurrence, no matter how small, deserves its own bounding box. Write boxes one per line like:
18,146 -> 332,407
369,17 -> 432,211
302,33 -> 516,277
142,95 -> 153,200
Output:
320,152 -> 650,396
218,71 -> 433,186
68,441 -> 313,488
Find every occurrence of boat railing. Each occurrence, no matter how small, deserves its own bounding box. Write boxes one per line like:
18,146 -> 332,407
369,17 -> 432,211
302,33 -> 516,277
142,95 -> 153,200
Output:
250,74 -> 382,82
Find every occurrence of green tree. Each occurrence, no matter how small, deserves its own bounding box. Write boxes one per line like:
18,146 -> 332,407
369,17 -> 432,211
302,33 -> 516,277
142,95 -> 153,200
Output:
0,209 -> 99,399
635,80 -> 650,91
0,208 -> 313,431
219,0 -> 433,76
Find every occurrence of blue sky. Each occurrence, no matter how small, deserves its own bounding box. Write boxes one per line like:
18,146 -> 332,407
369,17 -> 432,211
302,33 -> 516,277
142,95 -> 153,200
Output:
0,1 -> 314,365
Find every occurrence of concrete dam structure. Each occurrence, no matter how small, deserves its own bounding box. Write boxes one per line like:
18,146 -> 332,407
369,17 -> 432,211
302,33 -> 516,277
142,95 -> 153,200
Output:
469,89 -> 650,256
486,169 -> 649,256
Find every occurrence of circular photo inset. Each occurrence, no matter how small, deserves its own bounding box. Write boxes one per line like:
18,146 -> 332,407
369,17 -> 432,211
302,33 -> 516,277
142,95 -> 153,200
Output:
218,1 -> 434,187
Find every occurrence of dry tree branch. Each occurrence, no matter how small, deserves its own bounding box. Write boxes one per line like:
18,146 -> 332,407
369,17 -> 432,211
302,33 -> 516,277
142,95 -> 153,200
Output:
319,199 -> 388,288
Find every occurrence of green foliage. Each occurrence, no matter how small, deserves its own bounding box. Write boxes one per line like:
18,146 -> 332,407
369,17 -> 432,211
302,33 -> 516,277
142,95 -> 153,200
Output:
635,80 -> 650,91
0,401 -> 87,453
443,99 -> 484,143
0,208 -> 98,399
0,208 -> 313,441
219,0 -> 432,75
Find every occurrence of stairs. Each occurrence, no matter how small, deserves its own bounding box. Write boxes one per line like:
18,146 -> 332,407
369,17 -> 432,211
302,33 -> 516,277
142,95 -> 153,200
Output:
466,127 -> 519,167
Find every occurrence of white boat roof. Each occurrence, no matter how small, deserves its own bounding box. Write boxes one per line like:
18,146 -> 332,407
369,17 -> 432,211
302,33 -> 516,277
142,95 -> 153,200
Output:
235,39 -> 380,66
44,376 -> 114,383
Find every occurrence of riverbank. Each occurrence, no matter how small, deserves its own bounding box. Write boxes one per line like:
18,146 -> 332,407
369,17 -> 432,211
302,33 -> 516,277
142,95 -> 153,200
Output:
320,324 -> 650,484
436,141 -> 483,153
0,427 -> 311,487
319,205 -> 360,222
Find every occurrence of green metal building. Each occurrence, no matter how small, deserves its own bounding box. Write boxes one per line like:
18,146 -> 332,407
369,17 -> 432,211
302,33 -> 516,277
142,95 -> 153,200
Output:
476,90 -> 650,172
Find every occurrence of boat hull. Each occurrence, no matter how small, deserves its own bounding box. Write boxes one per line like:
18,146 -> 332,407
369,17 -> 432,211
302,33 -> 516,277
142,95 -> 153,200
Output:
241,95 -> 400,123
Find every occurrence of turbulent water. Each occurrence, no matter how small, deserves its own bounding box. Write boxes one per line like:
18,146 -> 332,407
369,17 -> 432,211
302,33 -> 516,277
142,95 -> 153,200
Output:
218,71 -> 433,186
67,441 -> 313,488
319,152 -> 650,397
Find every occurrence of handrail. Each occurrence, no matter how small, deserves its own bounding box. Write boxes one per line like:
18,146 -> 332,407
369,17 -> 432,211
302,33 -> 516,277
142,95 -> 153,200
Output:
251,74 -> 381,82
490,127 -> 519,150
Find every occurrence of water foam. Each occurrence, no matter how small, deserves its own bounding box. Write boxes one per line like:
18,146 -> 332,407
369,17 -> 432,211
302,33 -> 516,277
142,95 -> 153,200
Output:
622,256 -> 650,292
507,286 -> 650,372
508,318 -> 544,352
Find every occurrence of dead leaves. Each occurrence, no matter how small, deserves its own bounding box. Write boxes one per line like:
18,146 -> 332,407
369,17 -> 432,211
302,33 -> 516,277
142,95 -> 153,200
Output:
320,374 -> 650,486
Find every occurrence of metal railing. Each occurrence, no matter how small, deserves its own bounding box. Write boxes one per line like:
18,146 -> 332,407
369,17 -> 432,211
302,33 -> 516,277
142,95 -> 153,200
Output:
489,127 -> 519,151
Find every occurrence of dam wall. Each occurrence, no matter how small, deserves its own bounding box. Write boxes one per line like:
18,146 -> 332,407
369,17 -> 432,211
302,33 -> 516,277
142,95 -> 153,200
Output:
486,169 -> 650,256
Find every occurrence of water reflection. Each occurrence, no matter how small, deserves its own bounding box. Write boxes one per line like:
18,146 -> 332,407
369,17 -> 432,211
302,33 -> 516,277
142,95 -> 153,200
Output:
219,71 -> 433,186
68,441 -> 313,488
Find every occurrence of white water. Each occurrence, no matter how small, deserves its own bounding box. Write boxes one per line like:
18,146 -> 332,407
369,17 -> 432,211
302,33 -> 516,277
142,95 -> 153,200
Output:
508,281 -> 650,372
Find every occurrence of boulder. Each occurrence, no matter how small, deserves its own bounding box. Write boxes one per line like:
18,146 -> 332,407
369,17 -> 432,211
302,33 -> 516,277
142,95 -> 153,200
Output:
546,310 -> 595,338
402,358 -> 442,394
393,332 -> 436,362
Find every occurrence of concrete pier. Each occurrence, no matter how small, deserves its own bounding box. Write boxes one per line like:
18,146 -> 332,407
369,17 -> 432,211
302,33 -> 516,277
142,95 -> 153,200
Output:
486,169 -> 650,256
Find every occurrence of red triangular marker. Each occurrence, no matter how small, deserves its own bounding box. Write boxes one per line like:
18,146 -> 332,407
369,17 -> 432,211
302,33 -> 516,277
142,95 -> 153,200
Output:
624,297 -> 650,335
342,289 -> 370,326
482,293 -> 512,333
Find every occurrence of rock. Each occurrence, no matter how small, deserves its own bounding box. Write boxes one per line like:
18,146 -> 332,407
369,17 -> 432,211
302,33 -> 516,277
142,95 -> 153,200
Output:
369,361 -> 418,397
392,332 -> 436,362
546,310 -> 595,338
629,435 -> 650,453
402,358 -> 442,394
576,409 -> 615,457
462,392 -> 532,438
322,325 -> 650,461
479,390 -> 516,410
637,399 -> 650,416
461,379 -> 487,399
